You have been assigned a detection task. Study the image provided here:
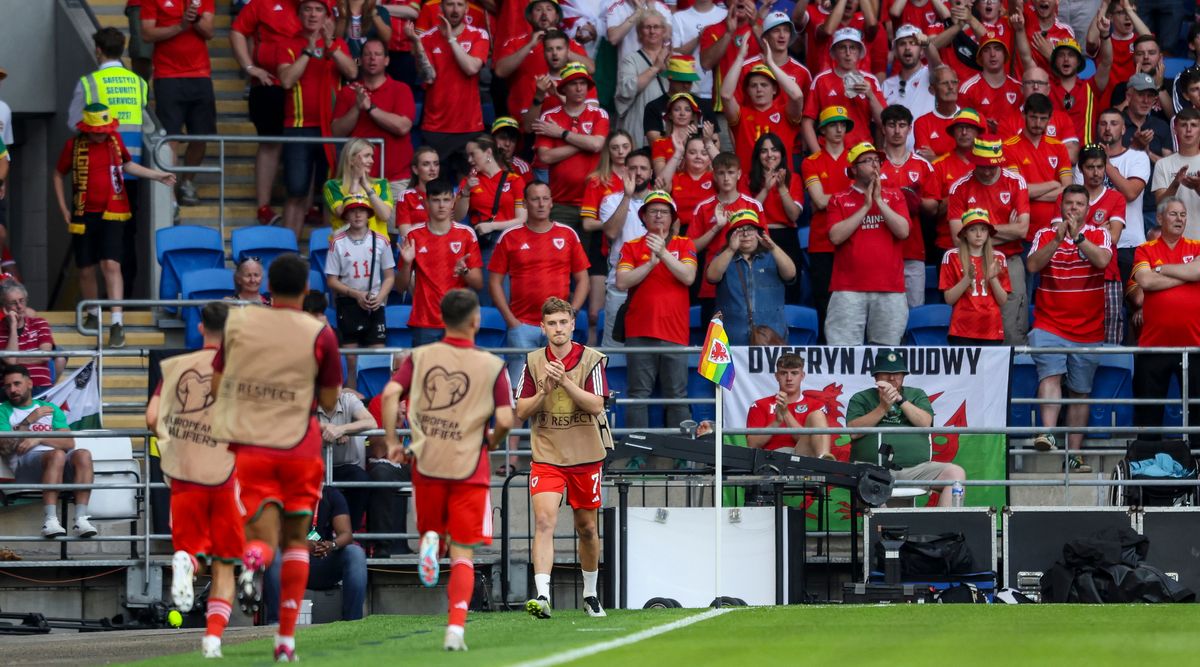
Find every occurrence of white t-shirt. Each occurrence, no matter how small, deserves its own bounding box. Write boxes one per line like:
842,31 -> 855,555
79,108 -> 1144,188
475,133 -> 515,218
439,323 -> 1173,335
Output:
883,65 -> 934,128
4,403 -> 58,466
1073,147 -> 1151,248
671,5 -> 728,100
598,190 -> 646,286
604,0 -> 672,62
0,99 -> 12,151
326,229 -> 396,293
1151,151 -> 1200,240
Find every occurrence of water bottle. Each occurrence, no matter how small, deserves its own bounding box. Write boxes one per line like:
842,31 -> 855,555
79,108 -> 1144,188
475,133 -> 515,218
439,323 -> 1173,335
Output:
950,481 -> 965,507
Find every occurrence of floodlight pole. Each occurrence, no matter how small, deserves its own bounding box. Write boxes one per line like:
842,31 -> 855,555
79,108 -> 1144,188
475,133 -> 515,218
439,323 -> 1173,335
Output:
714,383 -> 723,608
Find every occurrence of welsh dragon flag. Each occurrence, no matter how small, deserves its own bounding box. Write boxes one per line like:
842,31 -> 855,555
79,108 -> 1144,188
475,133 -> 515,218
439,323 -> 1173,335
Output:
41,359 -> 102,430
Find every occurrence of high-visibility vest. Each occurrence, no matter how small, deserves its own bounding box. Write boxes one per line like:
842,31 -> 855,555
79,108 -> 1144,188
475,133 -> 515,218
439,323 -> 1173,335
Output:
79,66 -> 148,165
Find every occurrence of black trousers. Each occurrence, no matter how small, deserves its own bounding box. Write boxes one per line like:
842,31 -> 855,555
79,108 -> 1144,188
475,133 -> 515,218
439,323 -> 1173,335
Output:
332,463 -> 369,532
770,227 -> 805,305
367,459 -> 411,555
807,251 -> 834,343
1132,351 -> 1200,439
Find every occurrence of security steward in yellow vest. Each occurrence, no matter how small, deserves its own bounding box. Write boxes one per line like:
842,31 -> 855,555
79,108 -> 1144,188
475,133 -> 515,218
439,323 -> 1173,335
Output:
515,297 -> 612,619
145,301 -> 241,639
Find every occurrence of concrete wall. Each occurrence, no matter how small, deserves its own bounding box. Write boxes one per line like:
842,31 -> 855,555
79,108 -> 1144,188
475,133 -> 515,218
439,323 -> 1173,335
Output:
0,0 -> 59,114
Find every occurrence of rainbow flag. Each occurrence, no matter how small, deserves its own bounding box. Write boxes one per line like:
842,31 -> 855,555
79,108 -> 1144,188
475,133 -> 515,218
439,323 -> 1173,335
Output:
697,315 -> 735,390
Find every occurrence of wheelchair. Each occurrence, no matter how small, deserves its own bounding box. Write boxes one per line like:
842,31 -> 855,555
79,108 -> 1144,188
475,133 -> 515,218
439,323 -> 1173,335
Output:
1110,440 -> 1200,507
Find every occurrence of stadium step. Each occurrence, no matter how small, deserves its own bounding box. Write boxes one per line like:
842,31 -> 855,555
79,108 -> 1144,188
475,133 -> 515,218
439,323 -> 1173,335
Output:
40,310 -> 156,327
54,329 -> 165,348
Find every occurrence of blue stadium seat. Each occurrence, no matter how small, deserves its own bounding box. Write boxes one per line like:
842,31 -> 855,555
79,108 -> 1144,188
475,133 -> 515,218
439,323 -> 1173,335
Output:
355,354 -> 393,402
384,305 -> 412,348
1087,353 -> 1134,438
308,226 -> 333,275
1165,375 -> 1183,427
230,226 -> 299,270
308,269 -> 326,295
606,355 -> 628,428
477,307 -> 508,349
572,309 -> 589,344
157,226 -> 225,313
181,268 -> 235,349
904,304 -> 952,346
689,305 -> 703,345
1165,57 -> 1192,81
785,305 -> 818,345
924,265 -> 944,305
1010,354 -> 1039,429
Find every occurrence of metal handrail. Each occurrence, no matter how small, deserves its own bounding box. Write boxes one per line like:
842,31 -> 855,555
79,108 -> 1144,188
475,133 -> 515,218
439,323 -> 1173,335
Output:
146,134 -> 385,248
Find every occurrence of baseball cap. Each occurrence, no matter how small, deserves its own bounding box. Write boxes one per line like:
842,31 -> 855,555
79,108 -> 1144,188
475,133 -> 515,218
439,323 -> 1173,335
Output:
818,105 -> 854,131
831,27 -> 864,51
1128,72 -> 1157,92
762,11 -> 794,35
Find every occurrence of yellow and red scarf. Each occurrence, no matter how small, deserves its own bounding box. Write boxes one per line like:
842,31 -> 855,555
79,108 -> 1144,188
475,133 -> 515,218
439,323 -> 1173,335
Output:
70,134 -> 131,233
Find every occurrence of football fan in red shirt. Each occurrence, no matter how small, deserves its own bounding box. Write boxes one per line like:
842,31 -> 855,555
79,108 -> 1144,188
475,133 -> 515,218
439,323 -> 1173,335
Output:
945,136 -> 1031,344
395,146 -> 440,236
802,107 -> 853,334
939,208 -> 1011,345
958,32 -> 1023,136
878,104 -> 933,307
141,0 -> 216,208
721,37 -> 805,174
533,62 -> 610,232
699,0 -> 760,113
825,142 -> 912,346
1129,198 -> 1200,429
801,27 -> 886,154
615,191 -> 698,431
1077,144 -> 1129,345
1001,93 -> 1074,241
405,0 -> 490,182
913,65 -> 962,162
995,67 -> 1080,162
738,12 -> 814,158
396,179 -> 483,345
745,353 -> 832,458
1026,184 -> 1113,473
1015,0 -> 1076,75
495,2 -> 593,124
276,0 -> 357,236
689,152 -> 763,304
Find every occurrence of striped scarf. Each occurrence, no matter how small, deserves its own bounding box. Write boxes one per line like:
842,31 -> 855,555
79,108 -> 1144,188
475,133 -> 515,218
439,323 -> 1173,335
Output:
70,134 -> 132,233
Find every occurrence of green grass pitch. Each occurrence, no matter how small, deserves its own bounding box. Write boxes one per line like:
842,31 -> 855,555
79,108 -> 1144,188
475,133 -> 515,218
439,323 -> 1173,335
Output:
130,605 -> 1199,666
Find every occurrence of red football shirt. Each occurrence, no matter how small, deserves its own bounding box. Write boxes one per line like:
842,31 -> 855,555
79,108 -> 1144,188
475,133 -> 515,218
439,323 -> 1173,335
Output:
211,313 -> 342,460
739,172 -> 803,228
730,96 -> 801,173
1030,222 -> 1114,343
922,151 -> 974,249
737,57 -> 813,143
498,32 -> 589,118
996,108 -> 1079,146
404,222 -> 483,328
142,0 -> 215,79
1087,187 -> 1127,281
804,69 -> 884,148
945,170 -> 1031,256
958,74 -> 1023,131
332,78 -> 416,182
1133,238 -> 1200,346
671,170 -> 716,235
938,249 -> 1011,341
1024,17 -> 1075,74
617,236 -> 698,345
0,317 -> 55,386
419,24 -> 491,133
231,0 -> 300,75
457,170 -> 525,227
533,104 -> 610,206
278,37 -> 351,128
415,0 -> 488,32
826,185 -> 909,293
879,152 -> 933,262
746,395 -> 825,451
390,336 -> 512,485
689,193 -> 763,299
56,136 -> 132,213
701,22 -> 761,111
395,188 -> 428,229
1049,77 -> 1101,145
913,108 -> 960,159
801,148 -> 851,254
490,0 -> 528,51
804,8 -> 873,73
1002,132 -> 1073,240
488,223 -> 590,326
581,173 -> 623,222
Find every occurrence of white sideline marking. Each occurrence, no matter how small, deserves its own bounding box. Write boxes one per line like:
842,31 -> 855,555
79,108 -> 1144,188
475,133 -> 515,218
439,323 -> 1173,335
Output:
512,608 -> 734,667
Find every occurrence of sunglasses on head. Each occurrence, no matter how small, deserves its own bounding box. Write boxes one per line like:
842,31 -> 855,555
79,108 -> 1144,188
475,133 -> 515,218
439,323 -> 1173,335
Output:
237,255 -> 261,267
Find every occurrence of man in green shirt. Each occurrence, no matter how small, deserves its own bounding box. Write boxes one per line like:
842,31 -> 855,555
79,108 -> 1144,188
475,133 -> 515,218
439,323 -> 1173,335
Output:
0,364 -> 97,537
846,348 -> 966,507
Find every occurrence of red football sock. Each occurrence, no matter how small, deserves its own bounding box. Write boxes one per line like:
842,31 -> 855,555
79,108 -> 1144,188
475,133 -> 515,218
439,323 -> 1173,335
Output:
447,557 -> 474,629
245,539 -> 275,570
205,597 -> 232,638
278,547 -> 310,638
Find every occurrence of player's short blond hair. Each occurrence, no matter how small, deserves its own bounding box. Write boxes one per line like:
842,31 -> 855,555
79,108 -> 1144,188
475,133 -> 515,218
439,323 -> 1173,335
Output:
541,297 -> 574,320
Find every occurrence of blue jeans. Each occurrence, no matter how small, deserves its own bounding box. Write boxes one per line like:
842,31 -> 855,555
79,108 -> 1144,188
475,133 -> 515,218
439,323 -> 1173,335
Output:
505,322 -> 546,382
263,543 -> 368,622
1137,0 -> 1189,54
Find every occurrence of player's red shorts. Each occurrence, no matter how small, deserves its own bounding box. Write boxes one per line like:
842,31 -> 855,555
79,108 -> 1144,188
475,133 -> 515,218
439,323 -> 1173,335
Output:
412,479 -> 492,548
170,478 -> 246,563
234,449 -> 324,519
529,461 -> 604,510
